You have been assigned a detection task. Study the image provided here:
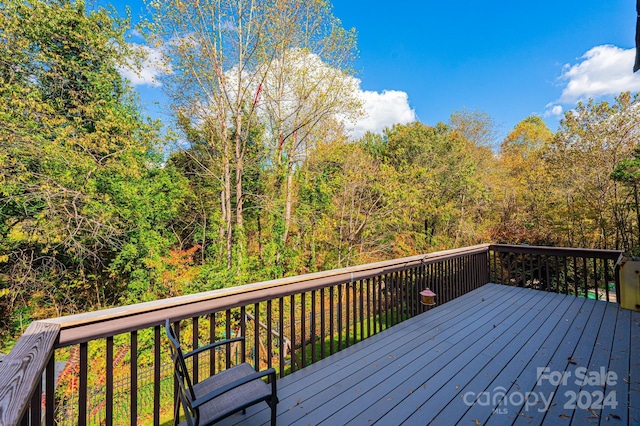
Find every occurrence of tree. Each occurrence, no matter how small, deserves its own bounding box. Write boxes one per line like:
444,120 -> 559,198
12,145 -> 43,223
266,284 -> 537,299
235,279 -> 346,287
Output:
146,0 -> 362,273
449,108 -> 500,150
296,139 -> 394,269
373,122 -> 487,251
0,0 -> 180,337
549,92 -> 640,249
494,116 -> 556,244
611,145 -> 640,253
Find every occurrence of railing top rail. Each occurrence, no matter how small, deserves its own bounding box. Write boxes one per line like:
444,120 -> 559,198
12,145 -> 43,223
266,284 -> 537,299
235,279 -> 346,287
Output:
50,244 -> 490,347
489,244 -> 624,261
0,321 -> 60,426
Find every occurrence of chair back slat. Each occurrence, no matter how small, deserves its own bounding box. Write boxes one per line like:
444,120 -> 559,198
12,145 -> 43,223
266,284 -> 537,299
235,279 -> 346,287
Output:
165,319 -> 198,425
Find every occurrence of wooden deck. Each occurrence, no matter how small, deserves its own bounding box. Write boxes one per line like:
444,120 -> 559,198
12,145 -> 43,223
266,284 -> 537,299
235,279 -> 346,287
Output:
217,283 -> 640,425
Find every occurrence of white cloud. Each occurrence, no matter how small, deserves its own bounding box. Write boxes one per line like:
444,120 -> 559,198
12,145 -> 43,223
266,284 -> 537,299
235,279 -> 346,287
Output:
544,104 -> 563,117
128,28 -> 143,39
118,43 -> 171,88
347,89 -> 416,139
557,45 -> 640,103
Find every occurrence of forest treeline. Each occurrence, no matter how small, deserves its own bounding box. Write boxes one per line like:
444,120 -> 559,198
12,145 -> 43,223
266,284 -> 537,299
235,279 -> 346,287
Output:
1,0 -> 640,346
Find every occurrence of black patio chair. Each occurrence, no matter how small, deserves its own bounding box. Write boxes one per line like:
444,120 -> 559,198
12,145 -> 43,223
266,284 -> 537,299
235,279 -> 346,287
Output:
165,319 -> 278,426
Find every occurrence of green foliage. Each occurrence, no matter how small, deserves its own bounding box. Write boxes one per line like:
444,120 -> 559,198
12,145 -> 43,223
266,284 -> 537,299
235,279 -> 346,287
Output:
3,0 -> 640,360
493,115 -> 557,245
378,121 -> 487,250
0,0 -> 186,340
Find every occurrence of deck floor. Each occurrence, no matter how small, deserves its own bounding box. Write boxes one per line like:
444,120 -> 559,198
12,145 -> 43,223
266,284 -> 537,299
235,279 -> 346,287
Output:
218,283 -> 640,425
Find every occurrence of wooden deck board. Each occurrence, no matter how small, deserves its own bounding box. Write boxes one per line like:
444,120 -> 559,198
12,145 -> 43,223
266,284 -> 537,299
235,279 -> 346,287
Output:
338,288 -> 543,425
510,297 -> 599,426
600,307 -> 631,425
215,284 -> 635,426
538,300 -> 608,426
449,291 -> 572,424
424,294 -> 567,423
630,310 -> 640,425
377,290 -> 564,426
570,302 -> 619,425
483,296 -> 588,425
228,284 -> 509,425
275,285 -> 524,425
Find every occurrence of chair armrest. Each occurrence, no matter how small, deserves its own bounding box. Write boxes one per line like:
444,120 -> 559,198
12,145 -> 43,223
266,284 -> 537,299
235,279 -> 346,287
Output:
183,336 -> 245,359
191,368 -> 277,409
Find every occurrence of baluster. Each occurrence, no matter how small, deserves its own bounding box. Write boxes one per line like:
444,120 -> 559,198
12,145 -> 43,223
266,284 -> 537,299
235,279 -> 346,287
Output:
131,330 -> 138,424
252,305 -> 258,371
372,276 -> 378,333
345,281 -> 351,347
309,292 -> 316,364
209,314 -> 220,376
593,258 -> 599,301
365,278 -> 371,338
338,284 -> 343,350
289,294 -> 296,373
353,279 -> 358,341
192,318 -> 198,383
153,325 -> 161,426
329,286 -> 335,355
106,336 -> 113,426
301,292 -> 307,366
267,300 -> 273,369
240,307 -> 246,363
279,299 -> 285,377
79,342 -> 88,426
320,289 -> 326,359
45,353 -> 55,426
582,257 -> 588,299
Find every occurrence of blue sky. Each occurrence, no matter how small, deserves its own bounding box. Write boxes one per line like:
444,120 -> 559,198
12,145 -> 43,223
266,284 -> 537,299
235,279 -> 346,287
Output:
111,0 -> 640,142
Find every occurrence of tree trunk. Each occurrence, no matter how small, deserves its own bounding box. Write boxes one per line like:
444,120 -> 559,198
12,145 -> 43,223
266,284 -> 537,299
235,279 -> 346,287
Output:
224,142 -> 233,269
282,159 -> 294,244
235,116 -> 244,268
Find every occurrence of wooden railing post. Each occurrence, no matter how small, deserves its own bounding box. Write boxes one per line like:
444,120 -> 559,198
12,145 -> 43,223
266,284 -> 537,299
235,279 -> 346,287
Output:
0,321 -> 60,426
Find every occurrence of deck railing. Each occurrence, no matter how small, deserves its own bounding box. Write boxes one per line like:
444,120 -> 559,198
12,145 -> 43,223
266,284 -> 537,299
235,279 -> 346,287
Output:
0,243 -> 624,425
489,244 -> 623,302
0,245 -> 490,426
